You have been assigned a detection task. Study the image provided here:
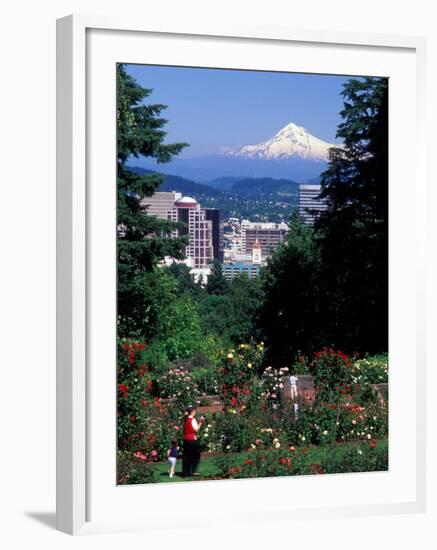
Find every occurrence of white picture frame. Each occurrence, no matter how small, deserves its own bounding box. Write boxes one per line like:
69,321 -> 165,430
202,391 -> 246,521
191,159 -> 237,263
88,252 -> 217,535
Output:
56,14 -> 427,535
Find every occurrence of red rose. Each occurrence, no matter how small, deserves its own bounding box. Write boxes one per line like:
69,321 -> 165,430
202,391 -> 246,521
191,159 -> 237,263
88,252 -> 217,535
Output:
310,463 -> 325,475
154,396 -> 163,409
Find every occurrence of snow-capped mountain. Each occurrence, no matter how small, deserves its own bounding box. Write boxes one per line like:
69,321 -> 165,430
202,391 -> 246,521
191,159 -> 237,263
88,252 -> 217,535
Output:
132,122 -> 337,181
223,122 -> 335,161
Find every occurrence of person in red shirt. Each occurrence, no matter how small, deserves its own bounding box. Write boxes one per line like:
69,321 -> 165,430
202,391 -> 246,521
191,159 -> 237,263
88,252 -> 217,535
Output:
182,406 -> 205,478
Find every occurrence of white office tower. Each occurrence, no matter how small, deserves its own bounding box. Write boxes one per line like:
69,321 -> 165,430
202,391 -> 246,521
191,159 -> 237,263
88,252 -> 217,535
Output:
298,184 -> 328,225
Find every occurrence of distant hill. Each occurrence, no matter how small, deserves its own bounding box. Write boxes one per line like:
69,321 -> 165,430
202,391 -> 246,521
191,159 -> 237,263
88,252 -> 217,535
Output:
130,167 -> 222,197
231,177 -> 299,197
130,154 -> 326,182
206,176 -> 246,191
129,167 -> 299,222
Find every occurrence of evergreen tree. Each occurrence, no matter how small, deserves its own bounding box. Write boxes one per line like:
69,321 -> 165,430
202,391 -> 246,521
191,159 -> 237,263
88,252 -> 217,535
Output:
316,77 -> 388,353
227,275 -> 264,343
257,213 -> 322,365
117,64 -> 189,336
167,262 -> 201,297
205,260 -> 229,295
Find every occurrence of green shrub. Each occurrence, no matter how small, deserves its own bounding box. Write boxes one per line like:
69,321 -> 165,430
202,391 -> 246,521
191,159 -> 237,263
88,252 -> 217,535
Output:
211,412 -> 258,453
157,366 -> 197,411
117,450 -> 160,484
290,354 -> 311,375
261,366 -> 290,409
352,353 -> 388,384
192,364 -> 219,396
321,440 -> 388,473
312,348 -> 354,405
214,440 -> 388,480
217,342 -> 264,412
117,339 -> 154,448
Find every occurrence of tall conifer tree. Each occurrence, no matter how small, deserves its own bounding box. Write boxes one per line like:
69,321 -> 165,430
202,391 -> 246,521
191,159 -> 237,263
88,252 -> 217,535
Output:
316,77 -> 388,352
117,64 -> 189,336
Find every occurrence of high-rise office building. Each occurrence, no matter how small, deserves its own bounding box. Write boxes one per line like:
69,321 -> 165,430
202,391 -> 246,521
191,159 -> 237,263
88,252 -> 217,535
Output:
174,196 -> 213,268
298,184 -> 328,225
141,192 -> 221,268
241,221 -> 289,258
205,208 -> 224,263
141,191 -> 182,219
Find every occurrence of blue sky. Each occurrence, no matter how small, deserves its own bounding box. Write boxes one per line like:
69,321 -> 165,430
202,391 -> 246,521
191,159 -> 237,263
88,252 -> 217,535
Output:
125,64 -> 352,158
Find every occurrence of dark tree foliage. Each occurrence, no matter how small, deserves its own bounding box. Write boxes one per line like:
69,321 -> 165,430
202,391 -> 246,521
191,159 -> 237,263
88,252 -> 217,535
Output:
167,262 -> 203,298
205,260 -> 229,296
226,275 -> 264,343
257,213 -> 323,366
198,274 -> 263,345
117,64 -> 189,336
316,77 -> 388,353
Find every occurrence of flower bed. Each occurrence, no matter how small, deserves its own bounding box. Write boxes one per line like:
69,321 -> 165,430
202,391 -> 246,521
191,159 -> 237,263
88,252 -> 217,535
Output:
117,341 -> 388,484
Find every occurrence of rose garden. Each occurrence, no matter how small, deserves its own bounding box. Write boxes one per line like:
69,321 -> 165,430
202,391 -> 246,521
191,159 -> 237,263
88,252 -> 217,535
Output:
117,342 -> 388,484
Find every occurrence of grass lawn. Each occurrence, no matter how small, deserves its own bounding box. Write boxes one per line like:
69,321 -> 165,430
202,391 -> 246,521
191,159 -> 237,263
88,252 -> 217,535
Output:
154,439 -> 388,482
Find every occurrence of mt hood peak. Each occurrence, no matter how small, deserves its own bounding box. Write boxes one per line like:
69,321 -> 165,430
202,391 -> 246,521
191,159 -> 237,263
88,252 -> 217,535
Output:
223,122 -> 335,161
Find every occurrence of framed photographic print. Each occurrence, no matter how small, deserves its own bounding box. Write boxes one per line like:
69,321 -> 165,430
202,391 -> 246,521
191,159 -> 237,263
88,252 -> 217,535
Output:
56,15 -> 427,535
